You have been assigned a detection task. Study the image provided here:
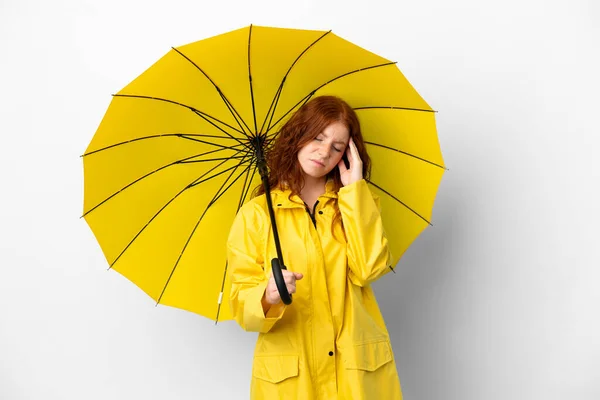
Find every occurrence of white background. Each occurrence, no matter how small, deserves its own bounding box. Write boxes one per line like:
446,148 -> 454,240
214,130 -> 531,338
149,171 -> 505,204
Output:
1,0 -> 599,399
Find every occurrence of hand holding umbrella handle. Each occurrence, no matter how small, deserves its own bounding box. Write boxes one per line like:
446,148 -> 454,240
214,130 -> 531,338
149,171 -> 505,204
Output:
271,258 -> 292,305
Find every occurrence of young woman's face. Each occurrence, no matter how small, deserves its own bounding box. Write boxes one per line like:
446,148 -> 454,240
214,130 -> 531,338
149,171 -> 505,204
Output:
297,121 -> 350,181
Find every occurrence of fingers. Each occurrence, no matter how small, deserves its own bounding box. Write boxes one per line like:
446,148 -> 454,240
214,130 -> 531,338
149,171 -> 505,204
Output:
345,142 -> 353,165
344,138 -> 361,167
287,283 -> 297,295
282,270 -> 303,283
268,271 -> 300,285
339,138 -> 362,182
348,137 -> 362,164
337,157 -> 348,173
266,270 -> 303,303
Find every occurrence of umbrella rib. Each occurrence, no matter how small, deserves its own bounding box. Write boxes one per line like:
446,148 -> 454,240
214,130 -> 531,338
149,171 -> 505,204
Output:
366,179 -> 432,226
215,260 -> 229,325
364,141 -> 447,170
179,133 -> 243,140
178,134 -> 252,152
216,162 -> 259,323
82,133 -> 245,157
82,144 -> 247,217
266,62 -> 397,134
112,93 -> 247,145
178,155 -> 246,164
248,25 -> 258,134
156,154 -> 255,305
107,149 -> 249,270
186,156 -> 252,188
263,84 -> 284,136
259,30 -> 332,134
188,110 -> 249,147
238,162 -> 259,210
82,133 -> 183,157
354,106 -> 436,113
171,47 -> 253,136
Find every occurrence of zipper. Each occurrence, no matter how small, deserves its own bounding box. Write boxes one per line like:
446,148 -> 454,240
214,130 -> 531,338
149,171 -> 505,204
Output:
304,200 -> 319,228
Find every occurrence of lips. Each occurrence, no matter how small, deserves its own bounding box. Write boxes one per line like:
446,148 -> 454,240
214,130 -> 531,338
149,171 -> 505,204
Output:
311,159 -> 325,167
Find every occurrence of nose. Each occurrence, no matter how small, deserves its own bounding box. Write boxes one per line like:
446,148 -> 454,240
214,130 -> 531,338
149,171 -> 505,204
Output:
317,144 -> 330,159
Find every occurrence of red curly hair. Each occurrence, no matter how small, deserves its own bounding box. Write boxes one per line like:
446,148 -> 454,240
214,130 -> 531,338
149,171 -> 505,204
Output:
254,96 -> 371,239
256,95 -> 371,197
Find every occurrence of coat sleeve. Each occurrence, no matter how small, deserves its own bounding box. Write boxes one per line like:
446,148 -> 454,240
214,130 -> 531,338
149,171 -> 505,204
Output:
338,179 -> 394,287
227,202 -> 287,333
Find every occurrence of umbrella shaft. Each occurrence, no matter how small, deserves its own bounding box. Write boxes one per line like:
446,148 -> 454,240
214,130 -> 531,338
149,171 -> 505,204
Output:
258,158 -> 285,268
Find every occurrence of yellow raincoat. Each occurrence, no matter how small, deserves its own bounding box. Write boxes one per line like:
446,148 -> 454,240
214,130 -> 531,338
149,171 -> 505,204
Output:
227,179 -> 402,399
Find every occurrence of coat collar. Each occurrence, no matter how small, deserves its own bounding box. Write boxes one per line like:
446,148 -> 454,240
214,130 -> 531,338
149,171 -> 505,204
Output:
270,179 -> 338,209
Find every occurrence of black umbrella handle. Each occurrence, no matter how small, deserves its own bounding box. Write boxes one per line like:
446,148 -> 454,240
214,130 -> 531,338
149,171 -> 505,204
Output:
254,140 -> 293,305
271,258 -> 292,305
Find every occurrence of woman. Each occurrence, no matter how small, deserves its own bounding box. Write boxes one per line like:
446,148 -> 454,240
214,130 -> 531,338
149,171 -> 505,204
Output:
227,96 -> 402,399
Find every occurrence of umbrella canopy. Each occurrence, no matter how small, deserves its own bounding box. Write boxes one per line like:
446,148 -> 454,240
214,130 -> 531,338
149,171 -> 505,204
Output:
82,25 -> 445,322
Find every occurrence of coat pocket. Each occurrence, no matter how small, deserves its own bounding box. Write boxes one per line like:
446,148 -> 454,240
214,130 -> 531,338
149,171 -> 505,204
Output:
342,339 -> 393,372
252,354 -> 299,383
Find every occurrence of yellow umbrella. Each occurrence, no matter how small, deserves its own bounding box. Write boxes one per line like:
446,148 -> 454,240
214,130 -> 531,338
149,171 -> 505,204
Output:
83,25 -> 445,322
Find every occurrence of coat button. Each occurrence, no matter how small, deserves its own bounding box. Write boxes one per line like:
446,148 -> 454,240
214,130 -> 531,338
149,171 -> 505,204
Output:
277,204 -> 282,206
328,351 -> 334,356
318,211 -> 323,215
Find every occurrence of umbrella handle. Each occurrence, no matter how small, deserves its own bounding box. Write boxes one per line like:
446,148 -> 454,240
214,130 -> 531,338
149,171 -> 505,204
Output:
271,258 -> 292,305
